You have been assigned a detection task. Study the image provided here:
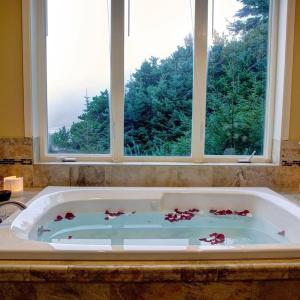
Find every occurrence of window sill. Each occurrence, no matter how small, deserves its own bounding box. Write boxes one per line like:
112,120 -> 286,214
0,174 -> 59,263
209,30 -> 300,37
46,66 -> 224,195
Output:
33,161 -> 279,167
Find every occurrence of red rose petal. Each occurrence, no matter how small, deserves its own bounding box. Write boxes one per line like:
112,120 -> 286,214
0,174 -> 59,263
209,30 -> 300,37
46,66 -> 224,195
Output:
104,210 -> 125,220
199,233 -> 225,245
164,208 -> 199,223
210,209 -> 250,216
65,212 -> 75,220
234,210 -> 250,216
54,215 -> 63,222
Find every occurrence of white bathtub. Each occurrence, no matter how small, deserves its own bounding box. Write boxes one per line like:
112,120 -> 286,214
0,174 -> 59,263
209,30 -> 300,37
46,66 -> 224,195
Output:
1,186 -> 300,260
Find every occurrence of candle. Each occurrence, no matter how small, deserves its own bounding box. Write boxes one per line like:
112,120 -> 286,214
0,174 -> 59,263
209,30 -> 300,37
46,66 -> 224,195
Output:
3,176 -> 23,197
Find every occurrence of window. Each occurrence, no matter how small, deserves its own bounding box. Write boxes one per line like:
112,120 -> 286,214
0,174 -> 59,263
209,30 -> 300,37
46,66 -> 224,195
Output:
27,0 -> 287,163
205,0 -> 271,156
46,0 -> 110,154
124,0 -> 193,156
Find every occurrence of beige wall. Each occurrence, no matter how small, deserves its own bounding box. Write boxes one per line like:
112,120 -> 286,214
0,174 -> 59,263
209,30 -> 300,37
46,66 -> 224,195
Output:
0,0 -> 299,139
0,0 -> 24,137
289,1 -> 300,140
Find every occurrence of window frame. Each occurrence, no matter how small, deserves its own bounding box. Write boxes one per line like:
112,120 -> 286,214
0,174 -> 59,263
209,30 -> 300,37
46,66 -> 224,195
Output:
23,0 -> 294,163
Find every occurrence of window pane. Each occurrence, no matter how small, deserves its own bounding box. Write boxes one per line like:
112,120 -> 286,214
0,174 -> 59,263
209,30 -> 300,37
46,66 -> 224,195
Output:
124,0 -> 194,156
47,0 -> 110,154
205,0 -> 270,155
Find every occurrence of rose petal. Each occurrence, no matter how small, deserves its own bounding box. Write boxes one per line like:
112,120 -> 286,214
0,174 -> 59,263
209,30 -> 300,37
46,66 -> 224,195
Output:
54,215 -> 63,222
65,212 -> 75,220
199,233 -> 225,245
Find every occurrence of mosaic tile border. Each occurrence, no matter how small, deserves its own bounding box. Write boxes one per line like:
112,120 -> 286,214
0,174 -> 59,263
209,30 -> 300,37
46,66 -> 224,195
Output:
281,160 -> 300,167
0,158 -> 32,165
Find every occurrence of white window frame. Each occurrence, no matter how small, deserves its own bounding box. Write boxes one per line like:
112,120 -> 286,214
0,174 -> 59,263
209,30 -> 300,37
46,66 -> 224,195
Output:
23,0 -> 295,163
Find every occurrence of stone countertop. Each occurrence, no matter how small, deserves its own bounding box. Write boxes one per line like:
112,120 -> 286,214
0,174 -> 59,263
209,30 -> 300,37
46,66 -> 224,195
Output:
1,188 -> 300,284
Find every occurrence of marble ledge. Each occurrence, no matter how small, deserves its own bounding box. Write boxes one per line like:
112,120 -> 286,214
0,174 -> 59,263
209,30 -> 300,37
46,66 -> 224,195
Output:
34,161 -> 278,166
0,259 -> 300,283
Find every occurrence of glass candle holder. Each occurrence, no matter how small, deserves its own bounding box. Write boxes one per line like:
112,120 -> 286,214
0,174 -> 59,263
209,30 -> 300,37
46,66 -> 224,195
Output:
3,176 -> 23,197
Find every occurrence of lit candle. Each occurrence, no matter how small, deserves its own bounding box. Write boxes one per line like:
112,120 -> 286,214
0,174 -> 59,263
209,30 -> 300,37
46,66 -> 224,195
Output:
3,176 -> 23,197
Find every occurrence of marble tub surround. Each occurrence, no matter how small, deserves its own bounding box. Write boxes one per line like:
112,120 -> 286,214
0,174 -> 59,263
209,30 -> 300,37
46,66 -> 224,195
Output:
0,259 -> 299,283
2,164 -> 299,191
0,163 -> 298,189
1,259 -> 300,300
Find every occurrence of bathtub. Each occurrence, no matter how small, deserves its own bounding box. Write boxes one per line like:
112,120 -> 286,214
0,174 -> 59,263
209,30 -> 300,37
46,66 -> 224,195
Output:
1,186 -> 300,260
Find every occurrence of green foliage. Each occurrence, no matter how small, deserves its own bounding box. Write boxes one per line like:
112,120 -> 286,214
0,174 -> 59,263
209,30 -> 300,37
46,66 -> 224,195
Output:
49,90 -> 110,153
124,36 -> 193,156
205,0 -> 269,155
50,0 -> 270,157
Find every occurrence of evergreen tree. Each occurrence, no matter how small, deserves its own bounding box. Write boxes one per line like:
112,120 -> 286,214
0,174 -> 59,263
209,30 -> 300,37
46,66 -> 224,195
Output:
50,90 -> 110,153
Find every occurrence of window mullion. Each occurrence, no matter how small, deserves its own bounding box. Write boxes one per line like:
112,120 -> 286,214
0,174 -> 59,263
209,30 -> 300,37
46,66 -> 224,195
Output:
110,0 -> 125,162
264,0 -> 279,161
192,0 -> 208,162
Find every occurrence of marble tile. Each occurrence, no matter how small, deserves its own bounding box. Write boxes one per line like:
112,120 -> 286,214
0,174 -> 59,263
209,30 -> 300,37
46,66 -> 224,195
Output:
29,265 -> 69,282
177,166 -> 213,187
35,283 -> 110,300
0,137 -> 32,160
66,265 -> 144,282
218,264 -> 289,281
212,166 -> 242,187
0,282 -> 37,300
273,166 -> 300,189
110,281 -> 253,300
105,166 -> 178,187
0,282 -> 111,300
70,166 -> 105,186
281,140 -> 300,166
235,166 -> 276,188
33,165 -> 70,187
211,165 -> 300,189
0,265 -> 31,282
252,280 -> 300,300
110,282 -> 185,300
0,165 -> 33,188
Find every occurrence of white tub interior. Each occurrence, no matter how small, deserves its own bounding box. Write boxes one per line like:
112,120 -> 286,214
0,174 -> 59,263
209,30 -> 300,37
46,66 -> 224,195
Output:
1,187 -> 300,260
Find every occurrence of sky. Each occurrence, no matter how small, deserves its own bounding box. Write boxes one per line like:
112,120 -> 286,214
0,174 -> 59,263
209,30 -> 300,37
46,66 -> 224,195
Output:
47,0 -> 242,133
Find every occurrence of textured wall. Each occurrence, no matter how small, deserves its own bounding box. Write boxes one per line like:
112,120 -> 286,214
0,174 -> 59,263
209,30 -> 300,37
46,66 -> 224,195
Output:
0,0 -> 24,137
